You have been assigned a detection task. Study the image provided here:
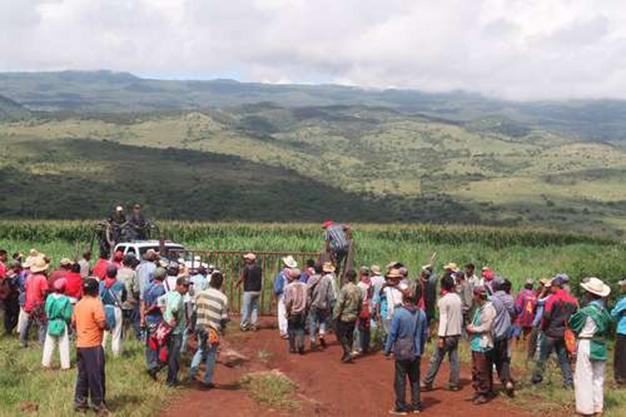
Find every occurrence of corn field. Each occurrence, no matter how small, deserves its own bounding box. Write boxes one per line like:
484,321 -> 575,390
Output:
0,220 -> 624,301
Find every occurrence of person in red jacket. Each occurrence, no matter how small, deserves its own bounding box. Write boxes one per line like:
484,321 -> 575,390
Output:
64,262 -> 83,304
531,275 -> 578,388
92,253 -> 110,281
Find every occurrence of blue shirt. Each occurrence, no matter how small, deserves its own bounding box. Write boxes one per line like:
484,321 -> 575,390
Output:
611,296 -> 626,335
136,261 -> 157,301
325,224 -> 348,251
532,295 -> 551,327
273,271 -> 288,296
98,281 -> 126,307
144,281 -> 166,326
384,305 -> 428,358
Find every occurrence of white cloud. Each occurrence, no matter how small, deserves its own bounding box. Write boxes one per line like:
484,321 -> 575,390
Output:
0,0 -> 625,99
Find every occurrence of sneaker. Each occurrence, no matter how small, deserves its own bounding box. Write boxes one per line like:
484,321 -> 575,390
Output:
444,383 -> 460,392
341,354 -> 354,364
505,381 -> 515,397
319,338 -> 327,348
420,381 -> 433,391
74,402 -> 89,413
389,409 -> 409,416
202,382 -> 215,390
473,396 -> 488,405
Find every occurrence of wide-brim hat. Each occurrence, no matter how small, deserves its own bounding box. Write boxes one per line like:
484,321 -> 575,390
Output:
580,277 -> 611,298
30,256 -> 50,273
282,256 -> 298,269
619,278 -> 626,286
59,258 -> 73,267
444,262 -> 459,272
386,268 -> 403,279
322,262 -> 335,273
243,253 -> 257,261
370,265 -> 381,275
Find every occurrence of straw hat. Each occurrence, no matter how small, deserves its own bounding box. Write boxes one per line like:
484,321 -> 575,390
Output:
59,258 -> 73,267
386,268 -> 403,279
580,277 -> 611,298
322,262 -> 336,273
30,256 -> 49,273
444,262 -> 459,272
282,256 -> 298,269
243,253 -> 257,261
370,265 -> 381,275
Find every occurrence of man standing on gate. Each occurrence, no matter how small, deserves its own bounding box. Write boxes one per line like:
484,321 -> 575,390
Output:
236,253 -> 263,332
322,220 -> 351,277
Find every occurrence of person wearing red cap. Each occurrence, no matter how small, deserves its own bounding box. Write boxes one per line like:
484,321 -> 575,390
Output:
42,278 -> 73,370
481,268 -> 495,295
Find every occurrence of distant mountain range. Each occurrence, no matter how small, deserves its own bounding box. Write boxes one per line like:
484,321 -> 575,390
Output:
1,70 -> 626,142
1,70 -> 625,237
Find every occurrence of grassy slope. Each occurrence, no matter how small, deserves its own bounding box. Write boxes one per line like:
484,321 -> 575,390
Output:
0,338 -> 172,417
2,107 -> 625,235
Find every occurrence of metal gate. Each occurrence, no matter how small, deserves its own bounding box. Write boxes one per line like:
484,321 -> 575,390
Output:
183,250 -> 320,314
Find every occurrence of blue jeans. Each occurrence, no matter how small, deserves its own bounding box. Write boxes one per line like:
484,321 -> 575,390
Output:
166,333 -> 183,385
240,292 -> 260,329
532,335 -> 573,387
190,329 -> 218,385
308,307 -> 328,342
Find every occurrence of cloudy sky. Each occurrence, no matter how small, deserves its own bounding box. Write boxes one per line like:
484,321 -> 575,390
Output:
1,0 -> 625,100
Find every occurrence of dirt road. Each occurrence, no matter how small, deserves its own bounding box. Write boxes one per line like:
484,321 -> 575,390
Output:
160,321 -> 533,417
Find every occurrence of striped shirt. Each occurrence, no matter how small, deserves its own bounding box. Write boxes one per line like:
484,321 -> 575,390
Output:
195,288 -> 229,333
325,224 -> 348,251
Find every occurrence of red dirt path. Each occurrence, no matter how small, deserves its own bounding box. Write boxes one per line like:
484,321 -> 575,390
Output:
160,321 -> 532,417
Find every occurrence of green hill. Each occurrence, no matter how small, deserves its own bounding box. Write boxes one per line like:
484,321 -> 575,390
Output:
0,94 -> 30,121
1,71 -> 626,236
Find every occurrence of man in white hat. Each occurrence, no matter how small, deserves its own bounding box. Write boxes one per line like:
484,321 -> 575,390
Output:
273,256 -> 297,338
569,277 -> 611,416
611,278 -> 626,386
19,256 -> 50,347
236,253 -> 263,332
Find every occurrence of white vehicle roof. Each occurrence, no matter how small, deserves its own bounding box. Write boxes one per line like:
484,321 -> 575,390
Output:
115,240 -> 184,249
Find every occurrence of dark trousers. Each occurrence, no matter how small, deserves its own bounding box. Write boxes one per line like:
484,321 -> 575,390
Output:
615,334 -> 626,385
336,320 -> 356,360
2,299 -> 19,334
423,335 -> 460,387
532,335 -> 573,387
492,337 -> 512,385
394,358 -> 421,412
122,307 -> 142,340
471,351 -> 493,397
358,319 -> 371,353
287,314 -> 306,353
527,327 -> 540,361
166,333 -> 183,385
75,346 -> 106,409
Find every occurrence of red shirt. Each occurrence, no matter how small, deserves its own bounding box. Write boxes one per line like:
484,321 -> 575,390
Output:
24,273 -> 48,312
64,271 -> 83,299
92,259 -> 110,281
48,268 -> 68,288
0,261 -> 6,279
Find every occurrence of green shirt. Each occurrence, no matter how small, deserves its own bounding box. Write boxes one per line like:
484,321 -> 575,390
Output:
45,294 -> 73,337
569,300 -> 611,361
334,282 -> 363,322
163,291 -> 186,335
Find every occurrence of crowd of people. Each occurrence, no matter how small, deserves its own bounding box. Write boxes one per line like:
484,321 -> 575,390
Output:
0,224 -> 626,416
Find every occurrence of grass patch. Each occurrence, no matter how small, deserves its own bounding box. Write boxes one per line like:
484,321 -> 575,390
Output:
0,335 -> 173,417
239,370 -> 299,410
